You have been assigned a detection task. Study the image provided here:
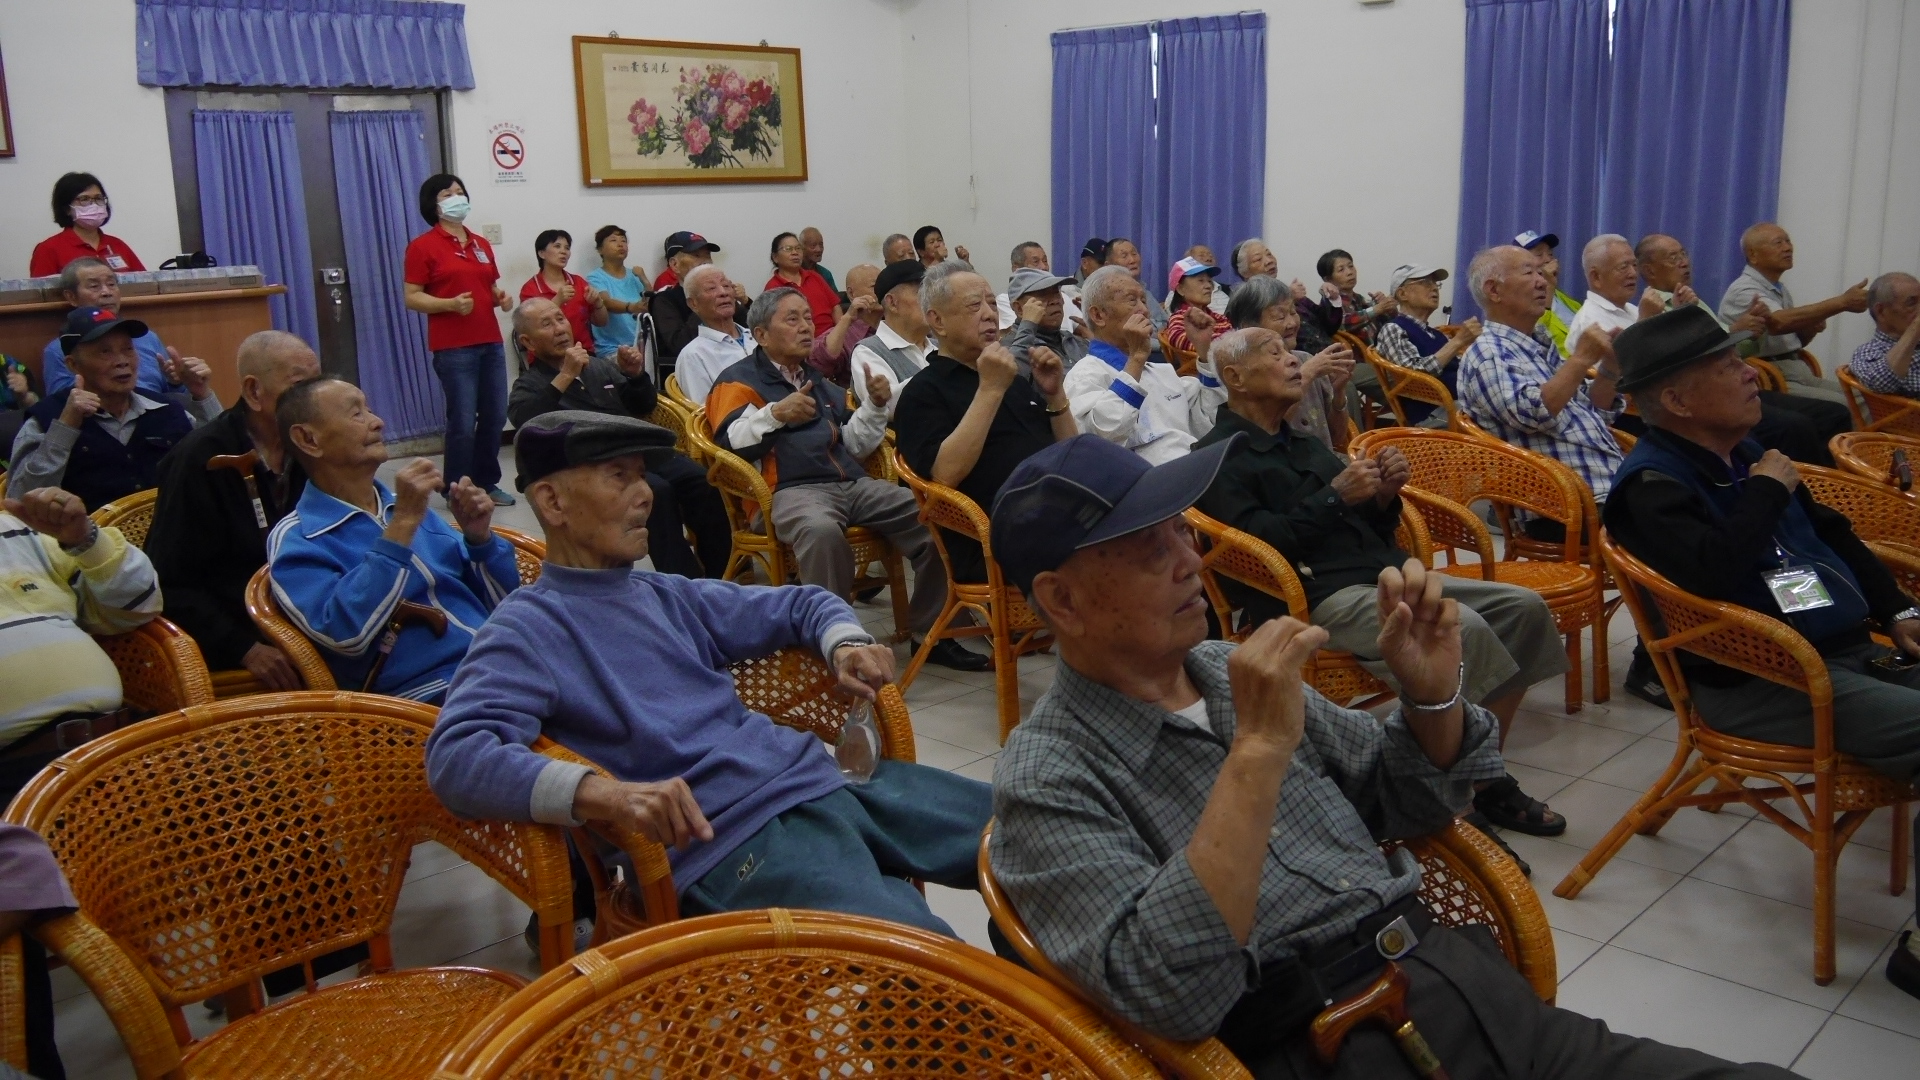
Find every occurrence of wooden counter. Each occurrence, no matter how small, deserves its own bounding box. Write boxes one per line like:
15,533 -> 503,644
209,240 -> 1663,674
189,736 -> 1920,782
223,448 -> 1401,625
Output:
0,286 -> 288,406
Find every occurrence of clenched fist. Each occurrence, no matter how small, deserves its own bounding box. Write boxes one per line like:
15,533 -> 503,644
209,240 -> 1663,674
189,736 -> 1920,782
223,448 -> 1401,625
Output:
771,382 -> 819,425
1749,448 -> 1800,493
389,458 -> 444,527
573,773 -> 713,851
447,475 -> 496,544
1226,616 -> 1326,756
1331,457 -> 1383,505
1028,346 -> 1066,401
976,343 -> 1019,395
4,487 -> 93,548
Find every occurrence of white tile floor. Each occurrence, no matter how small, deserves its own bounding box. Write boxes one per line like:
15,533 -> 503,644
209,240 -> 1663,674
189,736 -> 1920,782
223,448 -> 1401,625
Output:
41,450 -> 1920,1078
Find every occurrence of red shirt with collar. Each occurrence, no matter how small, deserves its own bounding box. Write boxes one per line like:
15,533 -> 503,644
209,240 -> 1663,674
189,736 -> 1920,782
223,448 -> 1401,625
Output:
518,271 -> 596,352
30,228 -> 146,277
404,225 -> 503,351
763,268 -> 841,337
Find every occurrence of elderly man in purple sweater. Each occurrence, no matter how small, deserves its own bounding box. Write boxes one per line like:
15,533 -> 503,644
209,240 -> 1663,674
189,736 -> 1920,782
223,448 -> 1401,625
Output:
425,410 -> 992,934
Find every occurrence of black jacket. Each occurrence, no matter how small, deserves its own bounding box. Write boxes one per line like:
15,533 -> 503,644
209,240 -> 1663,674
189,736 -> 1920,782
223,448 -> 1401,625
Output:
507,354 -> 658,429
147,404 -> 306,669
649,285 -> 700,366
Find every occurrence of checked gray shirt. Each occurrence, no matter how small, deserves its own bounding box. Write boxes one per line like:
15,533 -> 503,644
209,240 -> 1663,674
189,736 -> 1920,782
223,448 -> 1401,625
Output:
988,640 -> 1504,1041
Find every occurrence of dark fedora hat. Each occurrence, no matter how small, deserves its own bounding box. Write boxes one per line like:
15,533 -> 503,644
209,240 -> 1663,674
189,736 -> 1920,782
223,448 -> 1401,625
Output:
1614,305 -> 1752,393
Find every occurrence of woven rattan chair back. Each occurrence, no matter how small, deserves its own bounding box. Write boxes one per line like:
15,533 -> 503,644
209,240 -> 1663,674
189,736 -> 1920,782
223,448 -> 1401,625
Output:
1838,364 -> 1920,436
662,372 -> 695,410
90,487 -> 159,549
646,395 -> 700,459
1798,464 -> 1920,599
1830,430 -> 1920,488
435,908 -> 1163,1080
4,693 -> 575,1024
1351,427 -> 1588,564
493,526 -> 547,586
1339,331 -> 1476,435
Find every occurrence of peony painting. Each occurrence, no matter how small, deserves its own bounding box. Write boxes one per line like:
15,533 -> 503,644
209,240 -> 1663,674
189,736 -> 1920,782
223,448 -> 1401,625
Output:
574,37 -> 807,187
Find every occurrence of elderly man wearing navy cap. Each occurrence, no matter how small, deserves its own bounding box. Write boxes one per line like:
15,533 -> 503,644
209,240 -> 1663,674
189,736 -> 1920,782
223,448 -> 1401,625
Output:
427,410 -> 992,938
8,306 -> 220,510
1514,229 -> 1583,355
985,432 -> 1802,1078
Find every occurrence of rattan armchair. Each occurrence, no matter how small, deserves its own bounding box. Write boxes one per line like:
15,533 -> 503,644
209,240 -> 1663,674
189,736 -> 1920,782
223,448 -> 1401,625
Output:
1557,534 -> 1915,985
892,449 -> 1053,743
977,817 -> 1555,1079
0,693 -> 578,1079
1839,364 -> 1920,436
1830,430 -> 1920,490
1160,325 -> 1201,379
432,908 -> 1162,1079
661,372 -> 695,410
90,487 -> 158,548
686,418 -> 910,639
646,395 -> 701,460
1349,428 -> 1608,712
1340,331 -> 1476,435
1796,464 -> 1920,602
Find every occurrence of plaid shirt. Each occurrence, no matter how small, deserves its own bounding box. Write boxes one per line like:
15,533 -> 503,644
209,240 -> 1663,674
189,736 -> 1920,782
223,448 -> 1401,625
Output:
1851,330 -> 1919,397
988,640 -> 1502,1041
1457,320 -> 1625,500
1374,320 -> 1448,375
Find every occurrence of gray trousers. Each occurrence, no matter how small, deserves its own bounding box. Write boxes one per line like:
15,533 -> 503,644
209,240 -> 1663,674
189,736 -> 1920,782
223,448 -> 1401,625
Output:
1767,354 -> 1848,407
770,478 -> 943,634
1310,577 -> 1568,704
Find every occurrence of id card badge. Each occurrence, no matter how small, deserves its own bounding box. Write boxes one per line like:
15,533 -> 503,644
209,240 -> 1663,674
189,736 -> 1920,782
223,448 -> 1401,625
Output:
105,254 -> 128,270
475,248 -> 491,264
1764,567 -> 1835,613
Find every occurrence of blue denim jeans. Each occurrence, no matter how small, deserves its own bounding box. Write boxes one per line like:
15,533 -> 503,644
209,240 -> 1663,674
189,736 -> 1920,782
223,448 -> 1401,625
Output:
431,342 -> 506,491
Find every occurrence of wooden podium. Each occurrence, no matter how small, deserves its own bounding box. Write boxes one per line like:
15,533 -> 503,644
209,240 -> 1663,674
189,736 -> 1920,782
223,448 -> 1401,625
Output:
0,286 -> 288,406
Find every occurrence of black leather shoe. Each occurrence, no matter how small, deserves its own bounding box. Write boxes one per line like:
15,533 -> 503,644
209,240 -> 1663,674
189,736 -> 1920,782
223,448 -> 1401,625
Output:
1463,810 -> 1531,877
854,585 -> 886,604
921,638 -> 992,672
1473,775 -> 1568,837
1889,930 -> 1920,1000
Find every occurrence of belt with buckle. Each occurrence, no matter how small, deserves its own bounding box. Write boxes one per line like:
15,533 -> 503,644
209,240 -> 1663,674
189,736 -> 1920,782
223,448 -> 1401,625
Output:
0,710 -> 131,762
1302,895 -> 1433,1006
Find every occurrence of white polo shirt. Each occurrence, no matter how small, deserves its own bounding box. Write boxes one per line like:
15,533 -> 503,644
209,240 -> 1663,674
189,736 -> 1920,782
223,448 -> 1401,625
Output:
1561,290 -> 1637,356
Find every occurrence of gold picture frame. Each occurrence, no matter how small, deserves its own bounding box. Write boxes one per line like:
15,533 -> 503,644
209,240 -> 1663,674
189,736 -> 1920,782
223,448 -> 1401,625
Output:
573,35 -> 807,187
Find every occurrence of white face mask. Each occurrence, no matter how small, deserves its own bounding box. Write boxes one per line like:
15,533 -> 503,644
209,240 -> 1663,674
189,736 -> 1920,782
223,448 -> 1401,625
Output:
438,194 -> 472,223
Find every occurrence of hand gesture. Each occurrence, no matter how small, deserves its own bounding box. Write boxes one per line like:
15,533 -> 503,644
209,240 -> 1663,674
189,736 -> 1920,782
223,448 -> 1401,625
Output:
1331,456 -> 1383,505
1225,615 -> 1326,756
58,373 -> 101,428
1300,343 -> 1355,385
863,367 -> 893,409
850,294 -> 883,325
1571,325 -> 1618,369
447,475 -> 495,543
954,244 -> 970,264
494,287 -> 513,312
1841,278 -> 1871,313
1375,559 -> 1462,704
1638,288 -> 1666,321
5,370 -> 26,397
614,344 -> 646,376
1182,304 -> 1216,348
1369,291 -> 1395,316
1374,446 -> 1411,502
390,458 -> 444,525
1451,317 -> 1483,343
1120,310 -> 1156,357
1029,346 -> 1065,399
573,773 -> 713,851
1321,281 -> 1341,302
1291,279 -> 1309,301
3,487 -> 93,548
1673,284 -> 1698,309
163,346 -> 213,399
1019,295 -> 1046,324
1731,299 -> 1769,337
556,278 -> 576,304
977,343 -> 1019,395
770,382 -> 819,425
833,642 -> 896,701
449,291 -> 475,316
241,642 -> 304,692
587,287 -> 607,310
560,344 -> 593,382
730,281 -> 751,306
1749,448 -> 1801,494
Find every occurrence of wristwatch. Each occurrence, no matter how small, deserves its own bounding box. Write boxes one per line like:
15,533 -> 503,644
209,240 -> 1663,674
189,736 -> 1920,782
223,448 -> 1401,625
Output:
1892,607 -> 1920,625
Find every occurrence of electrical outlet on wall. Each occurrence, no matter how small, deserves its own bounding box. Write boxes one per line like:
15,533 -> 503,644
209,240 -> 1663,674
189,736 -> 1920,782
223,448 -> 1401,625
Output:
481,223 -> 504,244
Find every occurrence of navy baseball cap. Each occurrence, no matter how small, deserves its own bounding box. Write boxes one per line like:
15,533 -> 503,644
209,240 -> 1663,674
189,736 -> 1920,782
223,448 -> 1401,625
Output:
990,433 -> 1240,594
59,306 -> 148,356
1513,230 -> 1560,252
665,231 -> 718,257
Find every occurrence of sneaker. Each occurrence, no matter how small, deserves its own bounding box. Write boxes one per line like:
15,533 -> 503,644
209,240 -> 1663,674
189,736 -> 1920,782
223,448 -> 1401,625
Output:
1889,930 -> 1920,1000
1463,810 -> 1531,877
919,637 -> 993,672
1473,775 -> 1567,837
486,486 -> 517,507
525,912 -> 597,958
1624,650 -> 1671,709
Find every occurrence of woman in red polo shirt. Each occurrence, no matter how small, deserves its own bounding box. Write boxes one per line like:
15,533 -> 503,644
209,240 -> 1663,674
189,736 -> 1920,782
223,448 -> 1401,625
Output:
763,231 -> 841,337
517,229 -> 607,350
402,173 -> 515,506
29,172 -> 146,277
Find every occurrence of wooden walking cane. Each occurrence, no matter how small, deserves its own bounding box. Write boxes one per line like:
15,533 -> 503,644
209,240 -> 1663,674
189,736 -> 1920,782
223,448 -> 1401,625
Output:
207,451 -> 270,530
361,602 -> 449,693
1310,962 -> 1451,1080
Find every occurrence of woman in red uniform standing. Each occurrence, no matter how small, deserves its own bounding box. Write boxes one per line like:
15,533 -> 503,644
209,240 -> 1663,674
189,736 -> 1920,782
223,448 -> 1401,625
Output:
763,231 -> 842,337
402,174 -> 516,506
29,172 -> 146,277
517,229 -> 607,351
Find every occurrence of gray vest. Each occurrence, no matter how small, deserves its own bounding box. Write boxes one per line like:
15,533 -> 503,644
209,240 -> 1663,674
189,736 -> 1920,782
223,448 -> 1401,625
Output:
860,335 -> 926,382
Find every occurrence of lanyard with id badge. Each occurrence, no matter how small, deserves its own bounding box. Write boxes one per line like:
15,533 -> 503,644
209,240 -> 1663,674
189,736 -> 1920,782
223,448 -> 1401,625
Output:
1762,541 -> 1835,616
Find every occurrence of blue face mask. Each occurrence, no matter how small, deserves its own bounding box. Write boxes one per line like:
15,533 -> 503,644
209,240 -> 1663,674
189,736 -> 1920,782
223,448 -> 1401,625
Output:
438,195 -> 472,223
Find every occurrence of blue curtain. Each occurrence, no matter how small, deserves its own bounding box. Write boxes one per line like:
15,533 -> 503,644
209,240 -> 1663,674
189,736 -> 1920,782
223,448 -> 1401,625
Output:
329,110 -> 439,441
192,110 -> 319,351
1051,25 -> 1158,277
137,0 -> 475,89
1453,0 -> 1612,320
1153,14 -> 1266,290
1601,0 -> 1791,303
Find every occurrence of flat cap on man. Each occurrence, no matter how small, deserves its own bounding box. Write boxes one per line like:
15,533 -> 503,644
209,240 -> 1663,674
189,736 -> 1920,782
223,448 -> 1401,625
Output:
513,410 -> 676,491
874,259 -> 925,303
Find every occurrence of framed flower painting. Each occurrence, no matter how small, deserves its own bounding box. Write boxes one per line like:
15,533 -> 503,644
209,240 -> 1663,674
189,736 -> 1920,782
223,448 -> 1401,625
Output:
573,36 -> 807,186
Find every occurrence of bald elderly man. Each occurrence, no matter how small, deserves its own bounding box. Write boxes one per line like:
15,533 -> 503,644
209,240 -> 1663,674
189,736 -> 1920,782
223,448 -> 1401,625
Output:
809,262 -> 881,386
1718,222 -> 1868,405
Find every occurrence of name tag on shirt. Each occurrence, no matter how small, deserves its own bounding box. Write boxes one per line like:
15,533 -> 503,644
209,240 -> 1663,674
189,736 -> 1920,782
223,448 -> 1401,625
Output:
475,249 -> 491,264
1764,567 -> 1834,613
105,254 -> 128,270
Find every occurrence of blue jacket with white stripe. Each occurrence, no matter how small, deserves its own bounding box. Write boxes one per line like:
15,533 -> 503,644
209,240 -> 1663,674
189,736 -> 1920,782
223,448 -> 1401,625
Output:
267,481 -> 519,702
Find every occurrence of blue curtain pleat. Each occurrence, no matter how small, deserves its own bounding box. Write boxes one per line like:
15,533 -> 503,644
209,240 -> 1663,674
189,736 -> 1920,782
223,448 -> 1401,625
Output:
1153,14 -> 1266,291
328,110 -> 441,442
1453,0 -> 1612,320
1051,25 -> 1159,275
192,110 -> 320,351
1600,0 -> 1791,303
137,0 -> 475,89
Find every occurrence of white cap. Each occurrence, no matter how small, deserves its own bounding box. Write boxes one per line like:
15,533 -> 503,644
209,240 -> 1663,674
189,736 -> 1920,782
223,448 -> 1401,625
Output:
1388,264 -> 1449,296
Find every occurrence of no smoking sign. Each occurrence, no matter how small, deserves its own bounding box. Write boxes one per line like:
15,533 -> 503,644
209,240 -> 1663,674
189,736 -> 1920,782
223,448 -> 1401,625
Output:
488,121 -> 529,185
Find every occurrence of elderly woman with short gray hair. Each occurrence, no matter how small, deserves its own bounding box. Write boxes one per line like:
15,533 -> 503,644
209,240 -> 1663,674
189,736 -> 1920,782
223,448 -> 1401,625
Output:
1225,275 -> 1358,451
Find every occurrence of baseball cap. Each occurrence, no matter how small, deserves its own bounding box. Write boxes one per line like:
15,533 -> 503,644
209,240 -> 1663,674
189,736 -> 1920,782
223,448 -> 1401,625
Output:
665,231 -> 719,258
990,433 -> 1240,595
1007,267 -> 1071,300
1387,264 -> 1449,295
873,260 -> 925,303
1513,230 -> 1560,252
513,410 -> 676,492
1168,256 -> 1222,294
59,306 -> 149,356
1080,238 -> 1110,263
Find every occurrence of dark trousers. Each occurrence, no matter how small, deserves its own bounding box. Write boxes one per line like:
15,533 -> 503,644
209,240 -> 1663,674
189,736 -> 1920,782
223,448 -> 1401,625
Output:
1227,925 -> 1796,1079
650,451 -> 732,578
432,342 -> 508,491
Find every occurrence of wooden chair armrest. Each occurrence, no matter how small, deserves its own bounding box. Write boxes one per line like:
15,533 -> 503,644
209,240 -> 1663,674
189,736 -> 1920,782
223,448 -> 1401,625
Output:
1797,349 -> 1823,378
1399,487 -> 1496,575
1406,819 -> 1557,1003
873,683 -> 916,763
1396,500 -> 1434,565
531,739 -> 680,924
94,616 -> 216,713
29,913 -> 184,1078
1865,540 -> 1920,604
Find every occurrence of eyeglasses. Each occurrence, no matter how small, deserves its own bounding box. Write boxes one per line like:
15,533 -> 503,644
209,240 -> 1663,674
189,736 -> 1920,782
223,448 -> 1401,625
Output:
71,194 -> 109,207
